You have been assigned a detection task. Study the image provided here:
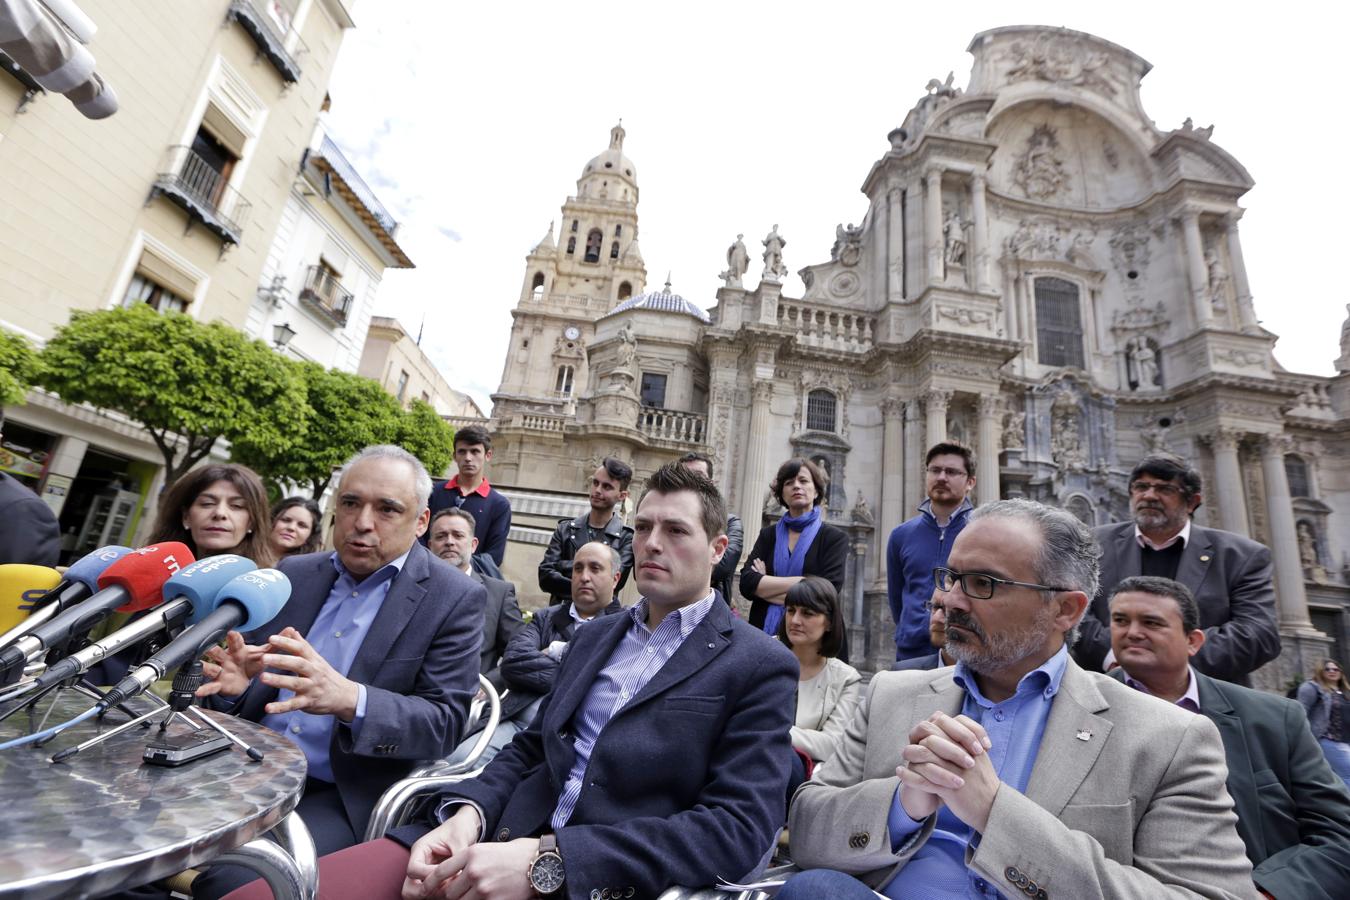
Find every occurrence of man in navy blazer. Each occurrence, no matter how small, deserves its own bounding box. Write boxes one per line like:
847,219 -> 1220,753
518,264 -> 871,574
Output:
248,462 -> 800,900
193,446 -> 484,900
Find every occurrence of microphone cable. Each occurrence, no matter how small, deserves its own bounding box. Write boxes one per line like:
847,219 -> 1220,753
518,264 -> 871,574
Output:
0,705 -> 99,751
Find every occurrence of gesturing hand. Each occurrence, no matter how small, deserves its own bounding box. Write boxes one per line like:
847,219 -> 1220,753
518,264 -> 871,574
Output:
897,711 -> 998,830
259,626 -> 361,722
403,806 -> 481,900
196,631 -> 269,698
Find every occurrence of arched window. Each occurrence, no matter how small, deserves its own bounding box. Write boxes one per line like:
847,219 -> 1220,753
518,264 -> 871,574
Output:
806,389 -> 837,432
566,237 -> 576,255
570,220 -> 578,233
617,281 -> 633,300
530,272 -> 545,299
1286,455 -> 1312,498
1035,276 -> 1085,368
555,365 -> 575,397
614,224 -> 622,236
584,228 -> 603,263
610,241 -> 620,259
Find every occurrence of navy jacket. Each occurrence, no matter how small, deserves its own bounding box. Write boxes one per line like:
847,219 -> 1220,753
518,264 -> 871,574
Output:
885,498 -> 972,660
426,480 -> 512,566
434,599 -> 799,899
0,471 -> 59,566
226,543 -> 484,834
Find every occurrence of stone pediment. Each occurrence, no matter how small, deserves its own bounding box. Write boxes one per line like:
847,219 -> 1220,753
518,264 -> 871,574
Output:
968,26 -> 1149,114
1153,131 -> 1254,191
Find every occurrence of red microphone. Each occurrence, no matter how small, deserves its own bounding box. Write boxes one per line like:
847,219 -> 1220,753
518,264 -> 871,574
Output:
0,543 -> 194,683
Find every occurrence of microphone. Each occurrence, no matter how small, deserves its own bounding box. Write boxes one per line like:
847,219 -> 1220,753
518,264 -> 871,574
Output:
0,546 -> 132,650
100,568 -> 290,710
0,543 -> 193,684
0,565 -> 63,633
31,555 -> 258,690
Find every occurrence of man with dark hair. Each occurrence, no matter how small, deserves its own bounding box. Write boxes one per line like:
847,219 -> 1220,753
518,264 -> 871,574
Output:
426,424 -> 512,568
679,451 -> 744,603
1109,575 -> 1350,899
538,456 -> 635,604
0,421 -> 60,565
886,442 -> 977,661
1074,452 -> 1280,685
249,461 -> 799,900
891,594 -> 955,671
782,499 -> 1255,899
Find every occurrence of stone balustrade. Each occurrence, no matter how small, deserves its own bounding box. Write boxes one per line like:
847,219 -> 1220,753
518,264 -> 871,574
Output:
516,413 -> 567,432
777,301 -> 875,353
637,407 -> 706,443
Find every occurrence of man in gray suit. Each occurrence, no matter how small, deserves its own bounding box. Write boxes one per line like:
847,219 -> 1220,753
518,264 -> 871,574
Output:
428,506 -> 523,692
783,499 -> 1255,900
1109,575 -> 1350,899
1073,453 -> 1279,685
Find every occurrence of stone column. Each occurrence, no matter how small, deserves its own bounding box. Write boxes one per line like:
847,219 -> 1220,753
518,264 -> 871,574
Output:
880,397 -> 905,535
887,187 -> 905,302
873,195 -> 889,304
902,399 -> 922,518
738,380 -> 776,535
976,395 -> 1003,504
923,389 -> 951,447
925,169 -> 944,287
1258,433 -> 1314,630
970,173 -> 991,292
1207,428 -> 1250,536
1181,210 -> 1212,328
1225,215 -> 1258,331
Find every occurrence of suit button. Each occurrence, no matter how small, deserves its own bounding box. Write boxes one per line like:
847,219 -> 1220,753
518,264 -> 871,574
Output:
848,831 -> 869,849
974,878 -> 988,892
624,890 -> 635,898
1005,866 -> 1020,881
590,892 -> 602,900
558,729 -> 570,740
1036,890 -> 1047,900
496,827 -> 510,841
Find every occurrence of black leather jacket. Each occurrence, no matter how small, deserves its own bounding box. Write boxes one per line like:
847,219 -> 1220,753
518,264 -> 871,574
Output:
537,512 -> 634,604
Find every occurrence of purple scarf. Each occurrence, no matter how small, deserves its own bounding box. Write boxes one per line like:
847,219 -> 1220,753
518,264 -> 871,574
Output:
762,506 -> 823,636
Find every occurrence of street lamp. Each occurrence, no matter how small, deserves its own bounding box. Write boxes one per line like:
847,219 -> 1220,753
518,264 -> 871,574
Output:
272,321 -> 297,351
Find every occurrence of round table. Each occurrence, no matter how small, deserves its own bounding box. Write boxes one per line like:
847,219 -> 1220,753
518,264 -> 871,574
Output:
0,689 -> 313,899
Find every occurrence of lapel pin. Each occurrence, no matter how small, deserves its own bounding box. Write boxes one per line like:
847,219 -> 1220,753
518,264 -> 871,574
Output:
1075,730 -> 1092,742
1200,555 -> 1210,563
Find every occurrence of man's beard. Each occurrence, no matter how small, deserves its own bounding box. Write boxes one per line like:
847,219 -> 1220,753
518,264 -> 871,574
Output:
1132,503 -> 1184,535
944,602 -> 1057,673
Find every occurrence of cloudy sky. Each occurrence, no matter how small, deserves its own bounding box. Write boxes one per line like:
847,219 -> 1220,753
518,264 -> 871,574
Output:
324,1 -> 1349,414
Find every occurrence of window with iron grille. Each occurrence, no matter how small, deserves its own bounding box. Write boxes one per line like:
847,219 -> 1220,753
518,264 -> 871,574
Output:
807,389 -> 837,432
640,373 -> 667,408
1034,277 -> 1085,368
1286,455 -> 1312,498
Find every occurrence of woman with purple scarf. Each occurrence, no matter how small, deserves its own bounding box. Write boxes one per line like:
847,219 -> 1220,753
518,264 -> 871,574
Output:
740,458 -> 848,655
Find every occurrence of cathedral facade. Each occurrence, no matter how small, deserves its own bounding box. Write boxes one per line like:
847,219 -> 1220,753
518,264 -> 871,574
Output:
486,26 -> 1350,684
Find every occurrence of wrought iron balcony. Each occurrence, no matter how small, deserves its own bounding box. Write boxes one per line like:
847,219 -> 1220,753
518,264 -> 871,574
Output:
226,0 -> 307,83
298,265 -> 354,326
150,146 -> 250,245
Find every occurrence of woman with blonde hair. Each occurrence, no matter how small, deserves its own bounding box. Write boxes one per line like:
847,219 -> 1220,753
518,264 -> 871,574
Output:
1297,657 -> 1350,787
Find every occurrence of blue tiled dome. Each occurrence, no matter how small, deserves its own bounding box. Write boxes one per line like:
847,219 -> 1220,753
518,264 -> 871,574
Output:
606,281 -> 711,324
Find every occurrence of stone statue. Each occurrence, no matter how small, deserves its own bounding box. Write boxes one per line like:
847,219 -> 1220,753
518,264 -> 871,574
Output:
1126,337 -> 1160,389
851,491 -> 874,526
1341,303 -> 1350,358
1014,124 -> 1067,200
943,212 -> 967,268
719,234 -> 749,287
1050,392 -> 1087,472
1298,522 -> 1318,568
1141,423 -> 1170,455
1205,248 -> 1230,307
1001,410 -> 1026,450
762,224 -> 788,282
615,321 -> 637,372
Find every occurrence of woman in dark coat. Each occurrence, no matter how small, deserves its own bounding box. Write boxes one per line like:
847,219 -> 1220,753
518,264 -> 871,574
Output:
739,457 -> 848,640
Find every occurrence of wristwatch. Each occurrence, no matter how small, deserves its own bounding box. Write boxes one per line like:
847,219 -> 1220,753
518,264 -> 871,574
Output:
527,833 -> 565,895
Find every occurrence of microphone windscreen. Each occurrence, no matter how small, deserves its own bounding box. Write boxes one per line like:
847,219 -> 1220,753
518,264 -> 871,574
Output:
0,565 -> 62,631
169,555 -> 257,622
213,569 -> 290,632
62,545 -> 134,593
97,543 -> 196,612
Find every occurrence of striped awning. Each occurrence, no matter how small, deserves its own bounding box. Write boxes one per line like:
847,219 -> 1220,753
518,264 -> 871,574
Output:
0,0 -> 117,119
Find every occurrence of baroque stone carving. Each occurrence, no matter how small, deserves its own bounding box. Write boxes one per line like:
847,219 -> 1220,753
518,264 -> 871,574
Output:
1124,336 -> 1161,390
943,211 -> 968,268
1108,223 -> 1151,279
831,223 -> 864,266
1002,34 -> 1118,97
1205,248 -> 1230,310
1215,347 -> 1264,368
1013,124 -> 1069,200
1141,422 -> 1170,454
762,224 -> 788,282
1337,303 -> 1350,373
1050,391 -> 1087,472
936,305 -> 992,328
1179,117 -> 1214,140
851,491 -> 875,526
1102,140 -> 1120,170
719,234 -> 749,287
1002,410 -> 1026,449
1112,301 -> 1167,331
828,271 -> 861,298
1006,217 -> 1093,263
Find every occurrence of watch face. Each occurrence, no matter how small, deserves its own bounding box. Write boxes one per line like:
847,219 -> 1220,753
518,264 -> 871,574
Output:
529,852 -> 566,893
564,326 -> 580,340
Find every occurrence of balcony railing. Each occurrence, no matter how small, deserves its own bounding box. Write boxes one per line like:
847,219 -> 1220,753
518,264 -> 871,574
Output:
227,0 -> 307,83
778,301 -> 876,353
638,408 -> 706,444
151,146 -> 250,244
298,265 -> 354,325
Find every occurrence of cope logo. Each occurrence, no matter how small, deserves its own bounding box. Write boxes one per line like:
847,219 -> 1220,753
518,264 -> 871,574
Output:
239,569 -> 286,587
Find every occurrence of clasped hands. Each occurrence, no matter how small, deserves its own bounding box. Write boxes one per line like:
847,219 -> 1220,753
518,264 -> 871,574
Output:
897,711 -> 1000,834
403,805 -> 541,900
196,626 -> 360,722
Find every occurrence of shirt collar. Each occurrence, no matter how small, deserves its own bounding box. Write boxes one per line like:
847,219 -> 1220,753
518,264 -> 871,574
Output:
954,643 -> 1070,708
447,475 -> 492,498
629,591 -> 718,639
1123,665 -> 1201,713
569,601 -> 602,624
1134,519 -> 1191,551
329,547 -> 412,586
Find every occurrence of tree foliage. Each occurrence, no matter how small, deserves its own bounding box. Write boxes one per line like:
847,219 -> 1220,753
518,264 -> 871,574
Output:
398,399 -> 456,480
0,328 -> 41,407
232,362 -> 404,497
38,305 -> 307,488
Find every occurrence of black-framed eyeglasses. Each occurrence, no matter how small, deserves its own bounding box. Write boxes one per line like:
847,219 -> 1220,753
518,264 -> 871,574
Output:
1128,480 -> 1183,497
932,566 -> 1073,600
926,466 -> 968,478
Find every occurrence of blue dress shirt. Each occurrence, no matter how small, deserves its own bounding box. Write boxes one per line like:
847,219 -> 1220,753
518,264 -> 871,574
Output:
884,644 -> 1070,899
260,549 -> 410,782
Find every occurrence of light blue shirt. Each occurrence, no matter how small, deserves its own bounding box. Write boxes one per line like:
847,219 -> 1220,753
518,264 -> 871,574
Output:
260,549 -> 409,782
884,644 -> 1070,899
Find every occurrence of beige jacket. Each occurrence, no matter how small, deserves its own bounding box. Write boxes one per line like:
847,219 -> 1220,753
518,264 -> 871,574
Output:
791,656 -> 862,763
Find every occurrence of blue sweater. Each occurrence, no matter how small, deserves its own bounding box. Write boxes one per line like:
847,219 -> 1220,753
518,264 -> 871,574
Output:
885,498 -> 973,660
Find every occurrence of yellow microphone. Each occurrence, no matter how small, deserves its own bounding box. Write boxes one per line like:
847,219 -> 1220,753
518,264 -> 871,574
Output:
0,564 -> 63,635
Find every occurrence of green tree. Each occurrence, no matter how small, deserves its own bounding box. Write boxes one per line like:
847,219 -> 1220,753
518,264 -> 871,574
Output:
38,305 -> 307,489
232,362 -> 404,498
398,399 -> 456,479
0,328 -> 41,407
